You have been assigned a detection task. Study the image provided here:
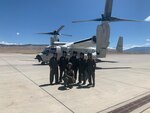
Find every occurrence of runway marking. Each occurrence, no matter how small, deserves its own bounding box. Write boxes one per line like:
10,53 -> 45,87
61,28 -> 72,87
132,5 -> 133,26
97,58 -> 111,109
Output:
0,57 -> 74,113
139,106 -> 150,113
108,94 -> 150,113
97,91 -> 150,113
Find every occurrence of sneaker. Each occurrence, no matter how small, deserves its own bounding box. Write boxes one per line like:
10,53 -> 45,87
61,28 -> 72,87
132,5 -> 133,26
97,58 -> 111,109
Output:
68,85 -> 73,89
55,82 -> 60,84
77,82 -> 81,85
92,84 -> 95,87
87,83 -> 92,86
82,82 -> 86,85
50,83 -> 53,85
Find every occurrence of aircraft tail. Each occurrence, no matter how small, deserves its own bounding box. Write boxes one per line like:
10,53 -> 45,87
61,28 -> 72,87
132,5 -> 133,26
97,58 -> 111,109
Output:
116,36 -> 123,53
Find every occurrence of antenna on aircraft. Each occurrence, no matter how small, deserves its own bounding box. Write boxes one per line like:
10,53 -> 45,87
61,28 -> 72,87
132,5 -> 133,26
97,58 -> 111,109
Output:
37,25 -> 72,45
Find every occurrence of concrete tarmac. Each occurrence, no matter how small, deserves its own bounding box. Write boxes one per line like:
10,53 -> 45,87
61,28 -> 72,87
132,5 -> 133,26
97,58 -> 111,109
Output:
0,53 -> 150,113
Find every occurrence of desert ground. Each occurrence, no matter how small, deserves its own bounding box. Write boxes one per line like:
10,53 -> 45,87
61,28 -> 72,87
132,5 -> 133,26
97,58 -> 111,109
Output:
0,45 -> 47,54
0,53 -> 150,113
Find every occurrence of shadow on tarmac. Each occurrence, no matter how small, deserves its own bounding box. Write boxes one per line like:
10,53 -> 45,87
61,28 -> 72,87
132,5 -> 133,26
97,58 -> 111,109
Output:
58,83 -> 92,90
32,64 -> 48,66
99,60 -> 118,63
39,83 -> 51,87
58,86 -> 68,91
96,67 -> 131,70
76,85 -> 90,89
39,83 -> 93,90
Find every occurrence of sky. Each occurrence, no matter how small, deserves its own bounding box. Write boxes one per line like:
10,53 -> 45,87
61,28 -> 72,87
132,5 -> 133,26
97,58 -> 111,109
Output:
0,0 -> 150,49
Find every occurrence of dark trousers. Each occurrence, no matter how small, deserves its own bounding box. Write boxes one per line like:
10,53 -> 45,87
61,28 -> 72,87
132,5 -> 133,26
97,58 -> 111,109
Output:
59,68 -> 65,82
50,68 -> 58,84
88,72 -> 95,86
63,75 -> 74,87
73,68 -> 78,81
78,70 -> 86,83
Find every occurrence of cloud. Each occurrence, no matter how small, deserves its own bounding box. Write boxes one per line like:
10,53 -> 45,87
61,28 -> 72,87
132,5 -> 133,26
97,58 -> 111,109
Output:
124,44 -> 142,50
108,47 -> 115,49
0,41 -> 22,45
16,32 -> 20,36
146,39 -> 150,42
144,42 -> 150,46
145,16 -> 150,21
124,38 -> 150,50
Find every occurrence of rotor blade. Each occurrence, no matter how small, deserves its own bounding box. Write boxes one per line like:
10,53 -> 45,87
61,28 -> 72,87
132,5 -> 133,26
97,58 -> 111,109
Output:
110,17 -> 146,22
145,16 -> 150,22
72,18 -> 102,23
56,25 -> 65,33
61,34 -> 72,37
36,32 -> 52,35
104,0 -> 113,17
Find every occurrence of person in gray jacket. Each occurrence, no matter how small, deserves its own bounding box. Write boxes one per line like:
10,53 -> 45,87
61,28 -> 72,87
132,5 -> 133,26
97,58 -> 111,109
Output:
86,53 -> 96,87
77,52 -> 86,85
49,53 -> 59,85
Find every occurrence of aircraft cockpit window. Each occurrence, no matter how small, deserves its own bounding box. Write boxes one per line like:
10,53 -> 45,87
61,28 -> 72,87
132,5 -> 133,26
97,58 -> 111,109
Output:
42,50 -> 49,55
50,47 -> 56,53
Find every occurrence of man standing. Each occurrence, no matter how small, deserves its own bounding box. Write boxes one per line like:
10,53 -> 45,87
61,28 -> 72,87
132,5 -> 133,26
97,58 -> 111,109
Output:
86,53 -> 96,87
69,51 -> 78,82
78,52 -> 86,85
49,53 -> 59,85
59,51 -> 68,82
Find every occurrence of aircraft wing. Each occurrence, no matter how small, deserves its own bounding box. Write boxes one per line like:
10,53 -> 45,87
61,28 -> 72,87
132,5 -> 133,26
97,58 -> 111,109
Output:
71,36 -> 96,48
104,0 -> 113,17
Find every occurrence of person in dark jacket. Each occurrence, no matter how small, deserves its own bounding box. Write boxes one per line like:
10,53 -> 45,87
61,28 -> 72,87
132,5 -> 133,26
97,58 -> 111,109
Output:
86,53 -> 96,87
63,62 -> 75,88
69,51 -> 78,82
59,51 -> 68,82
77,52 -> 86,84
49,53 -> 59,85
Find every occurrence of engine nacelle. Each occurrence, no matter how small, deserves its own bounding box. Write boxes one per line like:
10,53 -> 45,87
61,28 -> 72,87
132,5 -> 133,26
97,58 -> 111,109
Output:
96,22 -> 110,58
92,36 -> 96,43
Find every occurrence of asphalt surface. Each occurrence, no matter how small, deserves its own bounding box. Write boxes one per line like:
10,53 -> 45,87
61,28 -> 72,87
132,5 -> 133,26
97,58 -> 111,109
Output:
0,53 -> 150,113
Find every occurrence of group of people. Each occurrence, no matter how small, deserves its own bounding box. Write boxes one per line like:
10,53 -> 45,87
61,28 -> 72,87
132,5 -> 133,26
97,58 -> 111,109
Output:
49,51 -> 96,89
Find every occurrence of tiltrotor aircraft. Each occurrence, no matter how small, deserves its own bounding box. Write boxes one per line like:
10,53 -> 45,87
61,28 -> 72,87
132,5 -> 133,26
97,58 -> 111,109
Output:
35,0 -> 147,64
35,25 -> 122,64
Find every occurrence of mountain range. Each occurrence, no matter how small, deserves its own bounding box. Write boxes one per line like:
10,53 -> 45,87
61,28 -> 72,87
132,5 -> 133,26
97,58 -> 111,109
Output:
125,47 -> 150,54
0,44 -> 150,54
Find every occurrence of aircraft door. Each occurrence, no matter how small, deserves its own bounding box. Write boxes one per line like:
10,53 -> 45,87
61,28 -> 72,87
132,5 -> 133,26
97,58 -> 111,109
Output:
41,49 -> 50,62
96,22 -> 110,58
